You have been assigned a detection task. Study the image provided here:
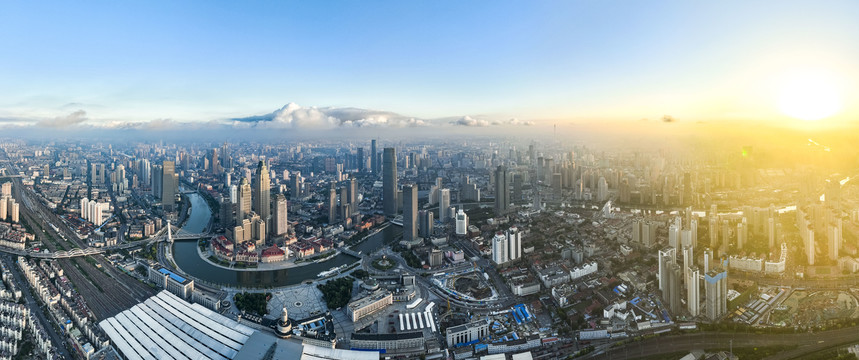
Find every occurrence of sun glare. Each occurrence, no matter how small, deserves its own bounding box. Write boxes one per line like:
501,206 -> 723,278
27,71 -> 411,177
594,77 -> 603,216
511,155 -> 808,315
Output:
777,70 -> 842,121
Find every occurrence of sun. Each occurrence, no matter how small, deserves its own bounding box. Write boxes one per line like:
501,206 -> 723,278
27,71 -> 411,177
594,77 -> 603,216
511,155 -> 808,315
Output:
777,70 -> 842,121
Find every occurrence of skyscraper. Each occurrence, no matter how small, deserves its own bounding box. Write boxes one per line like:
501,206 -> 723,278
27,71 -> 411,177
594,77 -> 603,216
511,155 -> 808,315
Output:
419,210 -> 433,238
507,226 -> 521,261
237,177 -> 252,225
439,189 -> 450,221
705,269 -> 728,321
403,184 -> 418,242
492,232 -> 508,265
371,140 -> 379,174
221,142 -> 230,170
455,210 -> 468,236
161,160 -> 176,211
494,165 -> 508,216
348,178 -> 358,205
253,161 -> 271,230
273,194 -> 288,237
357,147 -> 365,172
383,147 -> 398,216
687,267 -> 701,317
328,184 -> 337,223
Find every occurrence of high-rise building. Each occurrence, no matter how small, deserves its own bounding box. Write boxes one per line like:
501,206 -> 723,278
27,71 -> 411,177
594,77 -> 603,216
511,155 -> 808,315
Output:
1,182 -> 11,197
419,210 -> 433,238
668,223 -> 680,250
253,161 -> 271,231
597,176 -> 608,202
687,267 -> 701,317
658,247 -> 676,292
371,140 -> 379,174
151,164 -> 162,198
161,160 -> 177,212
328,184 -> 337,223
455,210 -> 468,236
403,184 -> 418,242
273,194 -> 288,237
357,147 -> 365,172
9,201 -> 18,223
494,165 -> 508,216
237,177 -> 252,225
492,232 -> 507,265
439,189 -> 451,221
669,262 -> 682,314
348,178 -> 358,206
383,148 -> 398,216
507,226 -> 521,261
291,175 -> 301,200
221,142 -> 231,170
705,269 -> 728,321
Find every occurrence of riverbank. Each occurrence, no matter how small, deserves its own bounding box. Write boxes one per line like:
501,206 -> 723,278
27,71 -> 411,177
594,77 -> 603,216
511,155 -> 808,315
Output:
193,240 -> 346,272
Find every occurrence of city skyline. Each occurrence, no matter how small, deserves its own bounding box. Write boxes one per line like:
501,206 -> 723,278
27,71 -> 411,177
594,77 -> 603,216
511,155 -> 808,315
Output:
2,1 -> 859,131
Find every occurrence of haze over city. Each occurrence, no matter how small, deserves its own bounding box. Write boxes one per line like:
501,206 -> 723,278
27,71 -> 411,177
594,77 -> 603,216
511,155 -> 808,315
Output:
1,2 -> 859,360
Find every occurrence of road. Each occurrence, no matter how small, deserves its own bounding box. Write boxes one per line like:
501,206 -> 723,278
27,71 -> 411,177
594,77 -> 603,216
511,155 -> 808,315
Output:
3,255 -> 72,359
586,328 -> 859,360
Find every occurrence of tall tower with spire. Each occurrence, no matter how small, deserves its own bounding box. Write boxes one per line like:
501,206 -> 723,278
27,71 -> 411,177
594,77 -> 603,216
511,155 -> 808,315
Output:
253,161 -> 271,227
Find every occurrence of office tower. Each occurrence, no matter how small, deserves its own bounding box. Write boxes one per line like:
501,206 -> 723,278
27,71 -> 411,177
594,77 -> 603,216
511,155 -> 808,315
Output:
439,189 -> 451,221
229,185 -> 237,204
237,177 -> 252,224
419,210 -> 433,238
512,173 -> 522,202
356,147 -> 365,172
705,269 -> 728,321
455,210 -> 468,236
220,198 -> 234,228
273,194 -> 288,237
597,176 -> 608,202
507,226 -> 521,261
383,148 -> 398,216
209,148 -> 221,174
494,165 -> 509,216
371,140 -> 379,174
291,175 -> 301,200
140,159 -> 151,187
224,172 -> 231,188
348,178 -> 358,206
403,184 -> 418,242
221,142 -> 230,170
492,232 -> 508,265
328,184 -> 337,223
161,160 -> 176,211
687,267 -> 701,317
253,161 -> 271,228
151,164 -> 162,198
658,247 -> 676,292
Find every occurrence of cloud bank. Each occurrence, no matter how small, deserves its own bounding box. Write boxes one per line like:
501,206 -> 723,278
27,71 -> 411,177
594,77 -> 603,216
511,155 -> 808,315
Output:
35,110 -> 88,128
1,102 -> 540,131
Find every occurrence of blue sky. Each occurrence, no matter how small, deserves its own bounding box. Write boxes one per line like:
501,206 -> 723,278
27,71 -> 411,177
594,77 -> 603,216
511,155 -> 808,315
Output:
2,1 -> 858,127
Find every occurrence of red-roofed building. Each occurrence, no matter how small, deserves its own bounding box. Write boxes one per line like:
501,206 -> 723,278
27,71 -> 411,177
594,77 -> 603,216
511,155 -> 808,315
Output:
261,245 -> 286,263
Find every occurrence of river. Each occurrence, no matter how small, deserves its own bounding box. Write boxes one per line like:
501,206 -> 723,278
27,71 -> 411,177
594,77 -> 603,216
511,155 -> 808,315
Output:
172,193 -> 402,288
